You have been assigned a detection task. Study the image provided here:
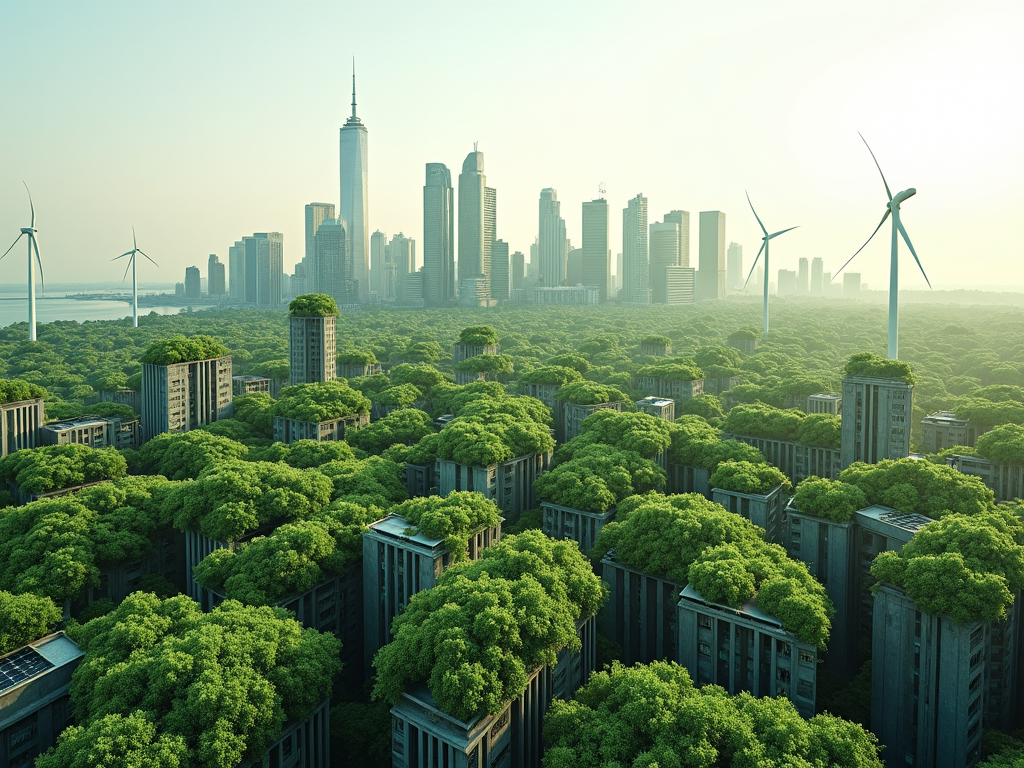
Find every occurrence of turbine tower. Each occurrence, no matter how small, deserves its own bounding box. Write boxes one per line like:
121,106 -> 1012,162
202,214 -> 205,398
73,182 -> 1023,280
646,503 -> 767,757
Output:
742,191 -> 798,336
113,227 -> 158,328
835,132 -> 930,360
0,183 -> 44,341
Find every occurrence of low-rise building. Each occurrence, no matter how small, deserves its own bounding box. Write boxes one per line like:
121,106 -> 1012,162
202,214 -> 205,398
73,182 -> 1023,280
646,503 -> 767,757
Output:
39,415 -> 139,451
667,463 -> 711,497
273,412 -> 369,444
946,454 -> 1024,503
141,355 -> 233,443
921,411 -> 974,453
0,397 -> 44,459
722,432 -> 841,485
636,374 -> 704,405
541,501 -> 615,555
247,698 -> 331,768
635,396 -> 675,421
338,362 -> 382,379
807,393 -> 842,415
601,553 -> 683,665
437,452 -> 551,520
532,285 -> 600,305
562,400 -> 628,443
711,484 -> 787,545
232,375 -> 272,395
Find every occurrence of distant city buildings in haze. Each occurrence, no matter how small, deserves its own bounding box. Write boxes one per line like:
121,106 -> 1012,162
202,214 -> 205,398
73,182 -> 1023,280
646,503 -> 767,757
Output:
621,194 -> 649,304
490,239 -> 510,300
844,272 -> 862,297
458,146 -> 490,292
797,257 -> 809,294
423,163 -> 454,305
339,66 -> 368,301
582,198 -> 610,301
567,246 -> 584,286
811,256 -> 824,294
228,241 -> 245,300
726,242 -> 743,290
207,254 -> 225,296
511,250 -> 525,290
370,230 -> 387,298
538,188 -> 567,287
697,210 -> 726,300
184,266 -> 201,300
778,269 -> 797,296
649,220 -> 680,304
663,210 -> 690,268
313,219 -> 352,305
253,232 -> 283,307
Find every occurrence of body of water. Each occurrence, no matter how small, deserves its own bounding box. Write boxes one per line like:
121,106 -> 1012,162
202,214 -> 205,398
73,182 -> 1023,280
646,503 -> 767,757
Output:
0,296 -> 192,328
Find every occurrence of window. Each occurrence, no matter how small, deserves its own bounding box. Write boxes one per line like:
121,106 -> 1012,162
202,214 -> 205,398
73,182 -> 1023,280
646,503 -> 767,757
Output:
798,650 -> 814,666
698,643 -> 711,656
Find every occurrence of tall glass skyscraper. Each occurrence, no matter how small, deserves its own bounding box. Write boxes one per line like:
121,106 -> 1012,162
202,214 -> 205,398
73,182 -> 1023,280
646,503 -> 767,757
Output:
458,147 -> 488,289
538,188 -> 567,287
340,65 -> 368,301
582,198 -> 609,301
622,194 -> 649,304
423,163 -> 454,305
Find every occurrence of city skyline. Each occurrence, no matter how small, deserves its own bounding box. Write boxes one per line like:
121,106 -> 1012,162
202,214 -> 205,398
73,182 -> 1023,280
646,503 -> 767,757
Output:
0,1 -> 1021,291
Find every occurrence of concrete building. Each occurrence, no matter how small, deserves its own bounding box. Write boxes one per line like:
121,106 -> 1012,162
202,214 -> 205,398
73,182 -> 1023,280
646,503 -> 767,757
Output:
722,432 -> 841,485
538,188 -> 567,287
811,256 -> 823,294
660,266 -> 696,304
636,396 -> 675,421
141,355 -> 233,442
649,220 -> 680,304
437,452 -> 551,520
252,232 -> 283,307
677,585 -> 817,718
843,272 -> 861,297
621,194 -> 649,304
601,554 -> 683,665
698,211 -> 726,300
370,229 -> 388,298
777,269 -> 797,296
362,513 -> 501,668
458,147 -> 489,290
256,698 -> 331,768
340,68 -> 369,301
562,399 -> 629,444
40,415 -> 139,451
289,311 -> 337,386
400,268 -> 425,307
273,412 -> 368,444
232,375 -> 271,395
667,463 -> 711,496
0,632 -> 83,768
840,375 -> 913,468
490,239 -> 510,300
797,257 -> 809,294
511,251 -> 525,290
921,410 -> 973,453
0,397 -> 44,458
423,163 -> 455,305
184,265 -> 201,299
946,454 -> 1024,503
208,253 -> 225,296
663,210 -> 690,268
532,286 -> 599,305
566,246 -> 584,286
304,202 -> 336,281
582,198 -> 610,300
727,241 -> 743,290
228,240 -> 246,300
807,393 -> 842,415
390,232 -> 416,278
636,372 -> 704,404
313,218 -> 353,306
541,501 -> 615,555
711,484 -> 787,545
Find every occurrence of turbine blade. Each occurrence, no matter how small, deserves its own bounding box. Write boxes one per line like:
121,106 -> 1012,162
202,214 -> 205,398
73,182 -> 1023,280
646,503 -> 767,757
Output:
138,250 -> 159,267
23,182 -> 35,228
743,239 -> 767,288
132,225 -> 137,251
746,191 -> 768,236
896,219 -> 931,289
835,208 -> 890,277
32,235 -> 44,294
1,233 -> 24,261
113,250 -> 134,260
768,226 -> 799,239
858,132 -> 892,202
122,255 -> 133,282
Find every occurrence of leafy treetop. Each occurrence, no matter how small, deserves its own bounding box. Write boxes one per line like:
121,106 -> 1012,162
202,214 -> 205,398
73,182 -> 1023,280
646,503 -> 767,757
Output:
0,444 -> 127,494
0,590 -> 62,655
952,398 -> 1024,429
535,444 -> 664,514
710,460 -> 791,495
871,508 -> 1024,624
728,328 -> 759,341
640,335 -> 672,347
434,414 -> 554,466
520,366 -> 584,387
270,381 -> 371,422
370,383 -> 423,407
543,661 -> 883,768
559,410 -> 672,461
130,430 -> 248,481
838,458 -> 994,519
843,352 -> 915,385
389,363 -> 449,394
975,424 -> 1024,465
140,334 -> 229,365
0,377 -> 47,403
336,350 -> 377,365
458,325 -> 499,347
348,409 -> 435,456
636,358 -> 704,382
556,381 -> 630,405
392,491 -> 502,557
791,477 -> 868,523
288,293 -> 339,316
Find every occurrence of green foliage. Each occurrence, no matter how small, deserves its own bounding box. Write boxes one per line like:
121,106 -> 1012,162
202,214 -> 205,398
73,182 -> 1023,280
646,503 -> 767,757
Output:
871,508 -> 1024,624
374,531 -> 605,720
555,380 -> 629,405
710,459 -> 791,495
454,353 -> 514,375
347,372 -> 392,396
724,402 -> 806,443
435,412 -> 554,466
977,747 -> 1024,768
559,410 -> 671,460
976,424 -> 1024,465
59,593 -> 341,768
36,711 -> 189,768
798,412 -> 842,448
520,365 -> 584,386
678,393 -> 724,420
319,455 -> 407,507
640,335 -> 671,347
288,293 -> 339,316
535,445 -> 665,513
405,431 -> 442,466
545,353 -> 591,374
392,491 -> 501,557
275,439 -> 356,468
0,376 -> 47,403
132,430 -> 249,481
336,349 -> 377,365
953,397 -> 1024,428
844,351 -> 915,384
792,477 -> 868,522
370,383 -> 422,407
389,362 -> 448,394
139,334 -> 229,365
728,328 -> 758,342
232,391 -> 275,438
636,358 -> 704,382
838,457 -> 994,518
543,661 -> 883,768
270,380 -> 370,422
502,506 -> 543,534
348,409 -> 435,455
458,325 -> 499,346
0,590 -> 61,654
402,340 -> 445,364
0,443 -> 127,494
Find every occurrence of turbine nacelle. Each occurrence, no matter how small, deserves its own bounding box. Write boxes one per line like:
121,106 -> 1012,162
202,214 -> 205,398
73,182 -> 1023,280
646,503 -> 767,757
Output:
890,188 -> 916,206
20,227 -> 36,234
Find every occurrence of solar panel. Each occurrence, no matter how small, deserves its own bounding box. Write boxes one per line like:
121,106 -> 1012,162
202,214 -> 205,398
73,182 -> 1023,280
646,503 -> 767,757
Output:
0,646 -> 54,695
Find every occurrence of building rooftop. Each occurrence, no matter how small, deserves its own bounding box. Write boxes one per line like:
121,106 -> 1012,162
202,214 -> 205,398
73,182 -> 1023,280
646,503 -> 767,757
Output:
854,504 -> 933,537
367,513 -> 446,550
808,393 -> 842,401
680,584 -> 785,630
41,416 -> 115,431
0,632 -> 83,697
922,410 -> 968,427
637,396 -> 674,407
232,374 -> 271,381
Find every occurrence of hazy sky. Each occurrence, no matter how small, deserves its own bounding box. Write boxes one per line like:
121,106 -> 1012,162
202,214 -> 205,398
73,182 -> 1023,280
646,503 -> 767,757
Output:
1,1 -> 1022,291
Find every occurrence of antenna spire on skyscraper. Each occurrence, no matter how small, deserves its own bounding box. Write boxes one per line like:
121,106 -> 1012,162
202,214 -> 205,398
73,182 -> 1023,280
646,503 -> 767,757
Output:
351,57 -> 357,119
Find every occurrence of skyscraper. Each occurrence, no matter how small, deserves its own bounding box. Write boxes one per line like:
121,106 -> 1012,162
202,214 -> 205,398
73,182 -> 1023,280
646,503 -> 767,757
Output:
726,242 -> 743,290
142,354 -> 233,442
208,254 -> 226,296
511,251 -> 525,290
458,147 -> 489,290
389,232 -> 416,276
698,211 -> 726,300
582,198 -> 610,301
228,241 -> 245,301
811,257 -> 824,295
253,232 -> 283,307
538,189 -> 567,286
649,221 -> 680,303
290,308 -> 337,386
528,239 -> 540,278
663,210 -> 690,268
567,247 -> 584,286
313,219 -> 352,305
797,257 -> 809,294
622,194 -> 649,304
840,373 -> 912,468
305,203 -> 335,263
184,266 -> 201,299
485,186 -> 496,272
339,64 -> 368,301
423,163 -> 454,305
490,239 -> 510,300
370,230 -> 388,298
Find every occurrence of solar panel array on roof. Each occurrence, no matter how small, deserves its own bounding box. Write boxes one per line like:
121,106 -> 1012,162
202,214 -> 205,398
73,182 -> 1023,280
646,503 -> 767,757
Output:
0,646 -> 54,695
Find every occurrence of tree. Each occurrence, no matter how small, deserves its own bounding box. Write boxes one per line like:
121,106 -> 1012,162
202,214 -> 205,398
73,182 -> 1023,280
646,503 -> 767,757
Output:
844,351 -> 915,384
975,423 -> 1024,465
0,443 -> 127,494
636,358 -> 704,382
270,380 -> 371,423
535,445 -> 665,513
871,508 -> 1024,624
391,491 -> 501,557
131,430 -> 248,481
559,410 -> 671,460
435,413 -> 554,467
35,712 -> 189,768
543,661 -> 883,768
0,376 -> 47,402
678,393 -> 724,420
838,457 -> 994,518
545,353 -> 591,374
370,383 -> 422,408
319,455 -> 407,507
458,325 -> 499,347
791,477 -> 868,523
710,460 -> 791,495
723,402 -> 805,442
520,365 -> 584,387
139,334 -> 229,365
288,293 -> 339,316
389,362 -> 448,393
348,409 -> 434,455
797,412 -> 842,448
454,353 -> 514,378
402,340 -> 445,364
336,349 -> 378,366
0,590 -> 61,654
555,381 -> 629,406
232,391 -> 275,438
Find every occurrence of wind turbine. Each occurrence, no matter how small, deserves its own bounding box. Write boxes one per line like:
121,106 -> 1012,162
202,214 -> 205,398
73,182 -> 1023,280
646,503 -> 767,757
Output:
113,227 -> 158,328
834,132 -> 930,360
742,191 -> 798,336
0,183 -> 45,341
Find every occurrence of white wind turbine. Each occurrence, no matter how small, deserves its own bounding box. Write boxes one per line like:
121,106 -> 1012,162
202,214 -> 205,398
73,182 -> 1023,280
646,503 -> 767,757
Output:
742,191 -> 798,336
0,183 -> 45,341
835,133 -> 930,360
113,227 -> 158,328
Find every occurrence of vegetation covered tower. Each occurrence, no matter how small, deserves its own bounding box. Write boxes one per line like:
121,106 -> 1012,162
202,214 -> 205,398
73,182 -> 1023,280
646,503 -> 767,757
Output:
288,294 -> 338,386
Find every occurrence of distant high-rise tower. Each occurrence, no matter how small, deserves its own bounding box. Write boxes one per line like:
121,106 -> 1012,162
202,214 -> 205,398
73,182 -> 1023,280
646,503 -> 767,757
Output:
797,257 -> 809,294
664,210 -> 691,268
184,266 -> 201,300
844,272 -> 862,298
253,232 -> 283,307
538,189 -> 567,286
840,374 -> 912,468
458,147 -> 489,290
313,219 -> 352,305
582,198 -> 610,301
290,305 -> 337,386
649,221 -> 680,304
567,246 -> 584,286
305,203 -> 335,293
622,194 -> 649,304
208,254 -> 226,296
511,251 -> 525,290
698,211 -> 726,300
485,186 -> 496,271
370,230 -> 388,298
811,257 -> 823,295
727,242 -> 743,290
491,239 -> 510,300
423,163 -> 454,305
228,241 -> 245,300
340,62 -> 368,301
528,238 -> 540,278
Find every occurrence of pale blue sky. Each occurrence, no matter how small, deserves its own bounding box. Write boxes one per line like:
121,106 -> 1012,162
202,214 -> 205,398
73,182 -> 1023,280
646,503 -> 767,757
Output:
1,1 -> 1021,290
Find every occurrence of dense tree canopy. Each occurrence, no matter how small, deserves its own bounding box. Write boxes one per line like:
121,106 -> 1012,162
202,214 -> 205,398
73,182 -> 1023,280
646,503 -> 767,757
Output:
975,423 -> 1024,465
543,661 -> 883,768
636,358 -> 704,382
535,444 -> 665,513
288,293 -> 339,316
270,381 -> 371,423
723,402 -> 807,443
520,365 -> 584,387
139,334 -> 229,365
348,408 -> 435,455
0,376 -> 47,403
0,443 -> 127,494
792,477 -> 869,522
131,430 -> 249,481
458,325 -> 499,347
0,590 -> 62,654
556,380 -> 630,405
710,459 -> 791,495
336,349 -> 377,365
388,362 -> 449,394
390,491 -> 502,556
667,415 -> 767,471
559,410 -> 671,460
838,457 -> 994,518
433,410 -> 555,466
844,351 -> 915,384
